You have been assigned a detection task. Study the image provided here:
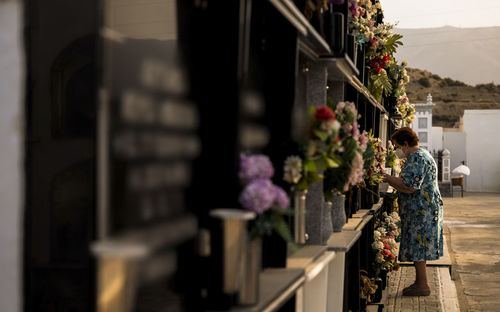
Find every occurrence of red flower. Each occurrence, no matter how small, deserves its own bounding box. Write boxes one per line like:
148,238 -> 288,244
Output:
384,55 -> 390,61
373,67 -> 382,74
314,105 -> 335,121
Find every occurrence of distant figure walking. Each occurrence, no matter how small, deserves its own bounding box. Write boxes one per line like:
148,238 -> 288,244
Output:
384,127 -> 444,296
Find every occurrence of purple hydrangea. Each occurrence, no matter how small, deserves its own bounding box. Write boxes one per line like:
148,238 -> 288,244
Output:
239,179 -> 276,214
273,185 -> 290,210
239,154 -> 275,184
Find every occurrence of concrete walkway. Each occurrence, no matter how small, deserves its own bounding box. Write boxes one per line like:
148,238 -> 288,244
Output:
443,192 -> 500,312
385,265 -> 460,312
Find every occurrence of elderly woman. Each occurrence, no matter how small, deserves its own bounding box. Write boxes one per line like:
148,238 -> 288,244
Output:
383,127 -> 443,296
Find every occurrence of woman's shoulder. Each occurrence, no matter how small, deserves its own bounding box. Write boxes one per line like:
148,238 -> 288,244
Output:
411,148 -> 433,161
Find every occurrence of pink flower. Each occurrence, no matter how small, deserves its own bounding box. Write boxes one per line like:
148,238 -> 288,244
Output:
342,123 -> 353,134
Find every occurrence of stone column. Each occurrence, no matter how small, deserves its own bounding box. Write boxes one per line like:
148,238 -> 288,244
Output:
304,62 -> 334,245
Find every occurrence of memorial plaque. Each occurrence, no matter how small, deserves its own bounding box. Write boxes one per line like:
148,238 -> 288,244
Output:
100,0 -> 200,235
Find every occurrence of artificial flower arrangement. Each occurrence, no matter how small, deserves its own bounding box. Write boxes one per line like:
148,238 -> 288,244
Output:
323,99 -> 366,201
239,154 -> 297,251
283,105 -> 342,190
385,140 -> 397,169
362,132 -> 386,186
372,211 -> 401,276
396,93 -> 416,125
387,60 -> 410,99
348,0 -> 380,46
366,26 -> 403,101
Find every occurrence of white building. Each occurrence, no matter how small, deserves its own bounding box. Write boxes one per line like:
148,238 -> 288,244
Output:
432,126 -> 443,151
464,110 -> 500,192
411,93 -> 435,150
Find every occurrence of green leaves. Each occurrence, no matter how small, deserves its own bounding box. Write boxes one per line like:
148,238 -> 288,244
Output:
369,69 -> 393,101
296,171 -> 323,190
304,159 -> 317,173
313,129 -> 329,142
384,34 -> 403,55
327,97 -> 335,110
325,154 -> 341,168
274,214 -> 299,252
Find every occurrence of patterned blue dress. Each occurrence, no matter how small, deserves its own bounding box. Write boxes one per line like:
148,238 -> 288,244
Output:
398,148 -> 444,262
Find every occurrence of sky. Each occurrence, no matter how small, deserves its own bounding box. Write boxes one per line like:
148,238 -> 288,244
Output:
381,0 -> 500,29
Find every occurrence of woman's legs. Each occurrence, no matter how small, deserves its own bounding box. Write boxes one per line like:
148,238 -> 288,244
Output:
414,260 -> 430,289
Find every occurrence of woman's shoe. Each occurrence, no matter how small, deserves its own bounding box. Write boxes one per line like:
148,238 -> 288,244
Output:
402,286 -> 431,296
402,283 -> 417,293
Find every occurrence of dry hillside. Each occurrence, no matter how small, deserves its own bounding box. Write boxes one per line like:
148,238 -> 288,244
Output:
395,26 -> 500,86
406,67 -> 500,128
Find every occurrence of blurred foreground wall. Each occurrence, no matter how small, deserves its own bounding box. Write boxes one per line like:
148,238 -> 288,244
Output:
0,0 -> 23,311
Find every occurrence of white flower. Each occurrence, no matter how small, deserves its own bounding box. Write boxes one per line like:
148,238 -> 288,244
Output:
377,227 -> 387,236
402,60 -> 408,67
283,156 -> 303,184
388,238 -> 397,249
374,230 -> 382,240
376,253 -> 385,263
374,241 -> 384,250
320,119 -> 341,134
335,101 -> 346,114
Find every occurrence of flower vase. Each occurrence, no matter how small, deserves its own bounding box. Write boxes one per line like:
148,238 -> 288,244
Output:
261,231 -> 287,268
356,45 -> 365,83
239,237 -> 261,306
362,185 -> 374,210
344,189 -> 352,220
346,34 -> 355,63
364,66 -> 370,88
353,42 -> 358,67
372,183 -> 381,204
293,189 -> 308,244
354,186 -> 362,212
380,269 -> 388,290
372,278 -> 383,303
320,201 -> 334,244
331,194 -> 346,232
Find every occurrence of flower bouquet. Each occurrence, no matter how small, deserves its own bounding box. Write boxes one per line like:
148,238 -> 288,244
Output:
372,211 -> 401,277
386,140 -> 397,169
239,154 -> 297,267
363,133 -> 386,186
387,60 -> 410,99
396,93 -> 416,125
320,100 -> 366,231
323,100 -> 365,201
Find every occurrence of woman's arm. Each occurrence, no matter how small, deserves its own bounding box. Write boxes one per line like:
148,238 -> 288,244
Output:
383,175 -> 417,194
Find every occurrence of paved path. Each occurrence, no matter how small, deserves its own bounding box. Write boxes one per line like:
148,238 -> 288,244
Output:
384,254 -> 459,312
444,192 -> 500,312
